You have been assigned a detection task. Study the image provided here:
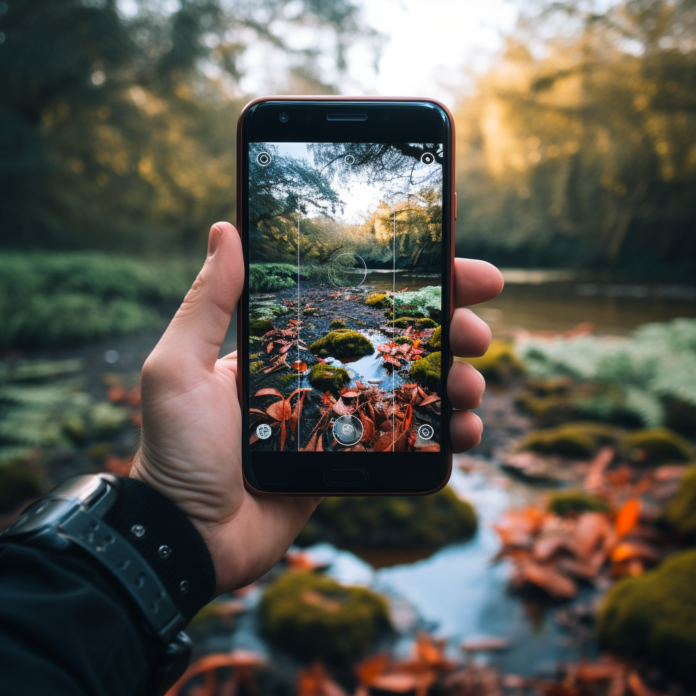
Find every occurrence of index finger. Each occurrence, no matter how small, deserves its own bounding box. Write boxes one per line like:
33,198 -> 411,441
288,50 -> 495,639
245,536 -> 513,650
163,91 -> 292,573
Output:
454,258 -> 504,307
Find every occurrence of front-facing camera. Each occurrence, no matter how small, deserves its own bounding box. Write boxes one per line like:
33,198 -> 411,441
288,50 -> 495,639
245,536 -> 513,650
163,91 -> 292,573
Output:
279,112 -> 289,123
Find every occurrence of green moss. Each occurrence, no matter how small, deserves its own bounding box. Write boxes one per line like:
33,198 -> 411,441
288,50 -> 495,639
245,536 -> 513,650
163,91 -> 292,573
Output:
330,319 -> 347,329
309,364 -> 350,393
318,349 -> 330,358
464,340 -> 525,382
409,352 -> 441,391
393,317 -> 417,328
429,326 -> 441,350
250,317 -> 274,336
622,427 -> 695,464
598,549 -> 696,687
518,422 -> 624,458
250,360 -> 264,374
302,308 -> 318,316
548,490 -> 609,516
260,572 -> 390,662
365,293 -> 389,307
417,318 -> 438,329
0,462 -> 44,514
310,330 -> 374,358
297,486 -> 477,550
665,465 -> 696,540
394,336 -> 413,345
393,286 -> 441,319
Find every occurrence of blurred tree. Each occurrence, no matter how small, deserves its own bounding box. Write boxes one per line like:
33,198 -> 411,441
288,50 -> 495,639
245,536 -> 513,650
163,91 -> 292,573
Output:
0,0 -> 378,253
455,0 -> 696,273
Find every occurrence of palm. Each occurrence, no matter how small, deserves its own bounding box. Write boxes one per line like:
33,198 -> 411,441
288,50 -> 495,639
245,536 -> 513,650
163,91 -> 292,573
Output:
132,223 -> 502,595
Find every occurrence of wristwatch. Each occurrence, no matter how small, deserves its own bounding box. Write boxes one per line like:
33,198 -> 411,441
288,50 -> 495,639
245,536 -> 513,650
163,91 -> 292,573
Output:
0,474 -> 216,695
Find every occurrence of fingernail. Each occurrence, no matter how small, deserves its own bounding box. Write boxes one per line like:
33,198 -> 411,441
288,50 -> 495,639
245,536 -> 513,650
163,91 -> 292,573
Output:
207,225 -> 223,258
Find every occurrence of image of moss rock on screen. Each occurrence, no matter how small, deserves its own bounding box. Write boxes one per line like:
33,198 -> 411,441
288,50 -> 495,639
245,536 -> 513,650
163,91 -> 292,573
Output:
247,142 -> 444,453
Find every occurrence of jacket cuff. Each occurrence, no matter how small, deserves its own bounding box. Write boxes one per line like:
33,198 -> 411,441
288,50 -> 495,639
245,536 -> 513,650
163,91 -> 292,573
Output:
105,477 -> 216,622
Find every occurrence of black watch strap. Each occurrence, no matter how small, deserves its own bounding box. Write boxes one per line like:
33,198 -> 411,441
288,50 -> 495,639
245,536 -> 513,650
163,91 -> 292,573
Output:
106,477 -> 216,623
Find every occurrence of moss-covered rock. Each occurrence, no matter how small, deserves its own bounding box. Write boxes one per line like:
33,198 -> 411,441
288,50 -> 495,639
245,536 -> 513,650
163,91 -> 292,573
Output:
250,317 -> 274,336
310,330 -> 373,358
548,490 -> 609,516
417,318 -> 438,329
429,326 -> 441,350
665,465 -> 696,540
598,549 -> 696,687
393,317 -> 417,328
365,293 -> 389,308
309,364 -> 350,393
259,572 -> 391,662
394,336 -> 413,345
329,319 -> 347,329
409,351 -> 441,391
464,340 -> 525,382
318,349 -> 330,358
518,422 -> 624,459
0,462 -> 43,514
302,308 -> 318,316
297,486 -> 477,550
250,360 -> 264,374
622,427 -> 695,464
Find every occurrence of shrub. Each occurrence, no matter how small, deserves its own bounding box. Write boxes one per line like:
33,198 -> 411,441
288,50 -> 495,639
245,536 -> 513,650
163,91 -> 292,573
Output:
621,427 -> 695,464
429,326 -> 441,349
248,263 -> 297,293
310,330 -> 373,358
518,422 -> 624,459
297,486 -> 477,549
664,466 -> 696,540
598,550 -> 696,687
409,352 -> 441,391
309,364 -> 350,393
464,340 -> 525,382
393,286 -> 441,319
0,253 -> 197,349
259,572 -> 391,662
517,318 -> 696,429
548,490 -> 609,516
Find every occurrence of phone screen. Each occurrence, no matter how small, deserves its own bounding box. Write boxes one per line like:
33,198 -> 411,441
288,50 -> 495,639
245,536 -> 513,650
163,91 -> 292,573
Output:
247,142 -> 443,455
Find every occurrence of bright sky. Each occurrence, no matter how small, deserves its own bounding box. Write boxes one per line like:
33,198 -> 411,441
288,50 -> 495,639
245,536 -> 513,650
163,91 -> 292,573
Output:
342,0 -> 518,108
271,143 -> 390,222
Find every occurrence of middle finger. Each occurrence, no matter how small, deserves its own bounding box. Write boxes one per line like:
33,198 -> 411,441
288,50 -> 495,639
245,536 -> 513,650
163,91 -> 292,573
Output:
449,308 -> 492,357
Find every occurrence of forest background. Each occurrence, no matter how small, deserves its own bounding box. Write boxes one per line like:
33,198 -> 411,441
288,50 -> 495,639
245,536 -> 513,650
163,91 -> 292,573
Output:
3,0 -> 695,275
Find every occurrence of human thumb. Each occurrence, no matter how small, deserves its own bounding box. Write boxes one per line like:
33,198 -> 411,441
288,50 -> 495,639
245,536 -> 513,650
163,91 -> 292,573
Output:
148,222 -> 244,377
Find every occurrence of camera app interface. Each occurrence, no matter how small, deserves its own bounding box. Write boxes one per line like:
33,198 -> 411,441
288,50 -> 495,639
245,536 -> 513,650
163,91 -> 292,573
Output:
248,142 -> 443,453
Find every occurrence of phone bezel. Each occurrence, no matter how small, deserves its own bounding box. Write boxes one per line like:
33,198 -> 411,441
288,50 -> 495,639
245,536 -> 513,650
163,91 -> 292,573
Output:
237,97 -> 455,496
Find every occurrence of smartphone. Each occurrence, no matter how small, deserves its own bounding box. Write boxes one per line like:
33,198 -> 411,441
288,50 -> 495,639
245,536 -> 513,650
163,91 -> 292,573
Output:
237,97 -> 454,495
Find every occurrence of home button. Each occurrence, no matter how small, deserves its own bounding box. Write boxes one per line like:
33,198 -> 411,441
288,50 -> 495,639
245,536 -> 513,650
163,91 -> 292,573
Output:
324,468 -> 368,487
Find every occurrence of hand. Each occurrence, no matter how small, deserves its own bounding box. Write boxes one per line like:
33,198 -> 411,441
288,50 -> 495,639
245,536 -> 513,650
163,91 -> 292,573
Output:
131,222 -> 503,595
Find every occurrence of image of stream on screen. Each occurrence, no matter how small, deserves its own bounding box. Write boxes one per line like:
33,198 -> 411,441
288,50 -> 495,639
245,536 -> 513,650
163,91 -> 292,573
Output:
248,142 -> 443,453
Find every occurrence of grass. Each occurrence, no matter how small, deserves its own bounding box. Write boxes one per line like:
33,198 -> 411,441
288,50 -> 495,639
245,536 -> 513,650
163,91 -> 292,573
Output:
0,253 -> 199,349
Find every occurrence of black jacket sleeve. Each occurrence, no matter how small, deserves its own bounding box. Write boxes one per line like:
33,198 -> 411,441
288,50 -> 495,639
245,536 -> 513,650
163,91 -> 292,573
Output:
0,477 -> 216,696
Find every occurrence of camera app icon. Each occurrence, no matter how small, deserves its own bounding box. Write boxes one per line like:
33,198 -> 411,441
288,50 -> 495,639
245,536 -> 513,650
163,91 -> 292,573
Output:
420,152 -> 435,165
344,155 -> 355,165
256,423 -> 272,440
257,152 -> 272,166
333,415 -> 363,446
